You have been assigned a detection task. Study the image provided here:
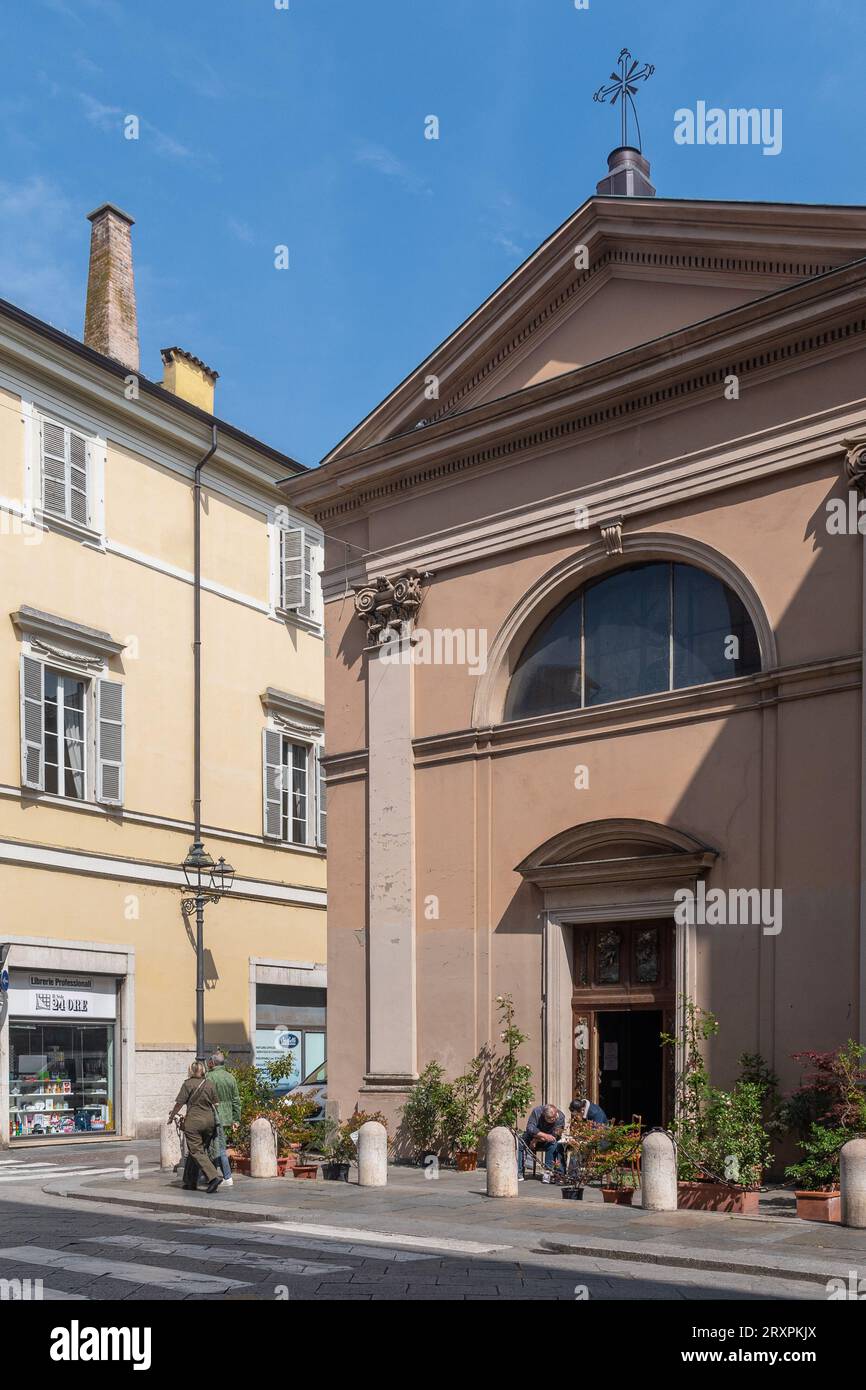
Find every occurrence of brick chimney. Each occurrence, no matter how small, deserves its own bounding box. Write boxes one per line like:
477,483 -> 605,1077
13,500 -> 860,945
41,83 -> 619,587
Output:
83,203 -> 140,371
160,346 -> 218,414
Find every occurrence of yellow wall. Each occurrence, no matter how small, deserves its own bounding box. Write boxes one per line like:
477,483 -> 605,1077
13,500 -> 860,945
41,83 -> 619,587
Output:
0,361 -> 326,1138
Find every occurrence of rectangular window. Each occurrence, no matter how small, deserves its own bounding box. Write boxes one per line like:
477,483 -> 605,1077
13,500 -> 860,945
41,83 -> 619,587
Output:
44,669 -> 87,800
263,729 -> 324,846
41,417 -> 89,527
282,739 -> 309,844
20,657 -> 124,805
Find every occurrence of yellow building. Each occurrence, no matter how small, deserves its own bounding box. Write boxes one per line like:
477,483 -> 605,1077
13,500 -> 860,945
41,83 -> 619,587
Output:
0,204 -> 326,1145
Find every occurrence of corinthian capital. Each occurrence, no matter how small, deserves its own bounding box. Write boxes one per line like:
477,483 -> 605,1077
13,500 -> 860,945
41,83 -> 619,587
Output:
354,568 -> 429,645
842,438 -> 866,496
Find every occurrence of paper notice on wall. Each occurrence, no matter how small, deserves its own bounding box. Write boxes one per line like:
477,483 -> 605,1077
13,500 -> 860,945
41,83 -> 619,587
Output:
603,1042 -> 619,1071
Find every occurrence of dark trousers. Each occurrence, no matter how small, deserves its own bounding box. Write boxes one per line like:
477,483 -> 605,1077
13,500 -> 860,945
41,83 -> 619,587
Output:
184,1125 -> 218,1182
519,1135 -> 563,1176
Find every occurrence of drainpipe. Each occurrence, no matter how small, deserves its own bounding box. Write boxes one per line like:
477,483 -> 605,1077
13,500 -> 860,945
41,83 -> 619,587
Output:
193,425 -> 219,842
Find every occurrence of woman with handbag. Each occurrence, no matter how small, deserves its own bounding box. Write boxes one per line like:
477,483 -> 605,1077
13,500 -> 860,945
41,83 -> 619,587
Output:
168,1060 -> 223,1193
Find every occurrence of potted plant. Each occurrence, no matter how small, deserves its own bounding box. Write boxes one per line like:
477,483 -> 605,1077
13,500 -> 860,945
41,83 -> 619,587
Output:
781,1041 -> 866,1222
453,1125 -> 482,1171
309,1108 -> 389,1179
662,1000 -> 771,1214
399,1060 -> 450,1164
785,1125 -> 847,1222
225,1055 -> 317,1175
595,1119 -> 642,1206
310,1119 -> 353,1180
441,1052 -> 488,1170
484,994 -> 535,1133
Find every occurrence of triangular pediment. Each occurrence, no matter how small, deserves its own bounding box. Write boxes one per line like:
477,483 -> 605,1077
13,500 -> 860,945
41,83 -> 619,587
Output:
324,196 -> 866,463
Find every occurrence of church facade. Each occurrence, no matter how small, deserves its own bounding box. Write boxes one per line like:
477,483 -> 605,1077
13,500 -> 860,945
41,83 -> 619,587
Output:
284,148 -> 866,1129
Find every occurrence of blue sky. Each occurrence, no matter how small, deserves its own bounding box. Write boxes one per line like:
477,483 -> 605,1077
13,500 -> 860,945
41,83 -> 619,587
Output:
1,0 -> 864,465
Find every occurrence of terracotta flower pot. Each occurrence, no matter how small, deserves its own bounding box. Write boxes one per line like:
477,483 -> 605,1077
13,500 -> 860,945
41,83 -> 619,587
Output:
677,1180 -> 759,1214
795,1189 -> 841,1223
231,1156 -> 251,1176
454,1150 -> 478,1172
601,1187 -> 634,1205
291,1163 -> 318,1180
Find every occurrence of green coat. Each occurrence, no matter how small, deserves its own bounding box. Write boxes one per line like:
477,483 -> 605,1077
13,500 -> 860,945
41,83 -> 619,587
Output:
208,1065 -> 241,1130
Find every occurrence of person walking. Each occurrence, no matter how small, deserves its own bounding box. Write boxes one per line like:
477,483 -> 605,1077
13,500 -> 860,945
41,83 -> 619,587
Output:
208,1050 -> 241,1187
168,1060 -> 222,1193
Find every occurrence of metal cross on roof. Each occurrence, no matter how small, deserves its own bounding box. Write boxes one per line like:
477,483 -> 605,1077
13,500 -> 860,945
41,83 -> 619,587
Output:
593,48 -> 655,152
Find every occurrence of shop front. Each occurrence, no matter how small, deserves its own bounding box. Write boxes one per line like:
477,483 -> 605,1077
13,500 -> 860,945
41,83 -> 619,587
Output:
7,971 -> 118,1139
250,959 -> 326,1097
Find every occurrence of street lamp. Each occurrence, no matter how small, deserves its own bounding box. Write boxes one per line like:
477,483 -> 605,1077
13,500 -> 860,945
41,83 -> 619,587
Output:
180,840 -> 235,1059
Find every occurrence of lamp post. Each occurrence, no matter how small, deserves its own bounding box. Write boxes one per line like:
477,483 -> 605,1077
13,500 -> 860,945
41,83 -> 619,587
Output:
180,842 -> 235,1059
181,423 -> 237,1061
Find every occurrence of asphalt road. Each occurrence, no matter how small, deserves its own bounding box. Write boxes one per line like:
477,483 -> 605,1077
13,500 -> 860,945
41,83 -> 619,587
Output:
0,1145 -> 824,1301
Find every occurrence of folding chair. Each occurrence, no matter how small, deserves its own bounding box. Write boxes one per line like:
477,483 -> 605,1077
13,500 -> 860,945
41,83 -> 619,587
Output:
516,1131 -> 539,1179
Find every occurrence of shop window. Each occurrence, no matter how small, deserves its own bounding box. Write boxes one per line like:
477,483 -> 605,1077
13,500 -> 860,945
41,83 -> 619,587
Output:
254,983 -> 326,1093
9,1022 -> 115,1139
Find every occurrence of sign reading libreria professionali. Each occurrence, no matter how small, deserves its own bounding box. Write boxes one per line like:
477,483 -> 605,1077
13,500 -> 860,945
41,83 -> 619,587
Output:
7,971 -> 117,1021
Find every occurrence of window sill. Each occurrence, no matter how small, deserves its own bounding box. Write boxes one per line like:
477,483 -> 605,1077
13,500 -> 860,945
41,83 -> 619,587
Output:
274,607 -> 323,637
265,836 -> 327,855
20,787 -> 104,809
34,509 -> 105,551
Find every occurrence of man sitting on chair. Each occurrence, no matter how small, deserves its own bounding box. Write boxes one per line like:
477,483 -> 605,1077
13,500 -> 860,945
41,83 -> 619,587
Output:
520,1102 -> 566,1181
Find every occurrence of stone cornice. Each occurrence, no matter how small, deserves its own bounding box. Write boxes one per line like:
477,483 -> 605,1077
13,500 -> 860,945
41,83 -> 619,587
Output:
11,606 -> 125,666
320,399 -> 863,598
289,255 -> 866,527
410,654 -> 861,765
325,655 -> 860,774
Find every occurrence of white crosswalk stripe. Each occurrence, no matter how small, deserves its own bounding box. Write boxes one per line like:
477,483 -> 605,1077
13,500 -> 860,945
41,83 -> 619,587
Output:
83,1234 -> 352,1276
0,1166 -> 127,1184
258,1218 -> 510,1255
0,1247 -> 249,1295
190,1224 -> 438,1262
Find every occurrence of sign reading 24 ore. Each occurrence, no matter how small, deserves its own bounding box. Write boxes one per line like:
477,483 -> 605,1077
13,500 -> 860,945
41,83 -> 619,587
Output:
7,972 -> 117,1021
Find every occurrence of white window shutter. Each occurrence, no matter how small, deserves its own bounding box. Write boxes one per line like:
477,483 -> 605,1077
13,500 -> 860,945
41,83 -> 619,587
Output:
69,429 -> 89,526
302,539 -> 315,617
263,728 -> 283,838
97,678 -> 124,804
281,526 -> 305,610
315,743 -> 326,847
20,655 -> 44,790
41,418 -> 67,518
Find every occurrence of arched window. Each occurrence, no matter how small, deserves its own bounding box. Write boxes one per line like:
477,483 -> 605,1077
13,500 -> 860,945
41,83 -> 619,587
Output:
504,561 -> 761,721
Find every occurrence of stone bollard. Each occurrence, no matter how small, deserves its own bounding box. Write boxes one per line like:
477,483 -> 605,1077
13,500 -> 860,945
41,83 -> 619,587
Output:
840,1136 -> 866,1228
641,1129 -> 678,1211
486,1126 -> 518,1198
160,1120 -> 182,1172
250,1117 -> 278,1178
357,1120 -> 388,1187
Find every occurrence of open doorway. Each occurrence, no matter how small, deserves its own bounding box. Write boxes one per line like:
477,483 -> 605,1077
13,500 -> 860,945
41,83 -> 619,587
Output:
597,1009 -> 664,1126
572,920 -> 674,1126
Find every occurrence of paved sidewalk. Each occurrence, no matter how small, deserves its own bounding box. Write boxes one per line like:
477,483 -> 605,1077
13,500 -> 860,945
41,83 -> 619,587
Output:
45,1163 -> 866,1289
